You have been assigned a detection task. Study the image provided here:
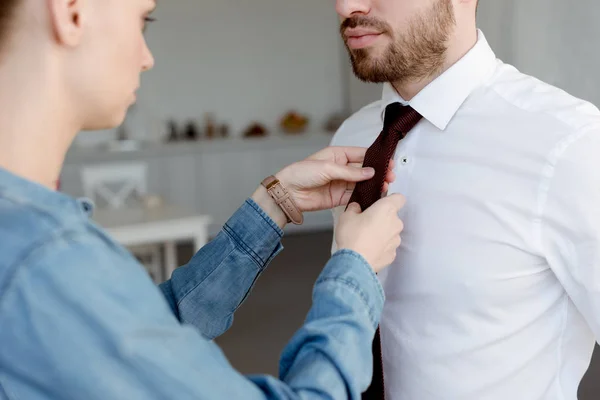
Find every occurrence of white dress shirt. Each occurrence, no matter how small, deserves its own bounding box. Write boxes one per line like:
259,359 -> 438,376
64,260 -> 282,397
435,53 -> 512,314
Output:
331,31 -> 600,400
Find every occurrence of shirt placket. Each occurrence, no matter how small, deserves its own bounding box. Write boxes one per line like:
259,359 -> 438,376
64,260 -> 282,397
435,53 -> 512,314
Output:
389,125 -> 420,205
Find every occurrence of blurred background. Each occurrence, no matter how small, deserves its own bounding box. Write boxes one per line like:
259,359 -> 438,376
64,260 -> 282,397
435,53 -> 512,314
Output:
58,0 -> 600,396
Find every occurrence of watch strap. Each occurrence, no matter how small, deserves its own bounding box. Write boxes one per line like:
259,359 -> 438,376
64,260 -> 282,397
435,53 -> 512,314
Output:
261,176 -> 304,225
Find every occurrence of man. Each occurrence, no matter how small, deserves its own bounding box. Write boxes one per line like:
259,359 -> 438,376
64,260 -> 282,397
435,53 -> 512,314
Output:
0,0 -> 409,398
331,0 -> 600,399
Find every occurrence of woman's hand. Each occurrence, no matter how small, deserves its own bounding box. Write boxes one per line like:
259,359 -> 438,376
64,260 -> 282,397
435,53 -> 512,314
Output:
336,194 -> 406,273
276,146 -> 396,212
252,146 -> 395,229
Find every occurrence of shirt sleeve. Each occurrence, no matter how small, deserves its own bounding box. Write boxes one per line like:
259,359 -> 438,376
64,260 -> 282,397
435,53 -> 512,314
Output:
160,199 -> 284,340
539,125 -> 600,338
0,230 -> 384,400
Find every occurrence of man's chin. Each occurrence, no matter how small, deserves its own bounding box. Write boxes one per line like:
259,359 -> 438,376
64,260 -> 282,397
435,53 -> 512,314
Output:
348,49 -> 391,83
351,62 -> 391,83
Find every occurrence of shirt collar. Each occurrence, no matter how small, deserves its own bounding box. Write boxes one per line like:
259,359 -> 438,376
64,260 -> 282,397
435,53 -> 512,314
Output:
0,167 -> 90,218
380,29 -> 497,130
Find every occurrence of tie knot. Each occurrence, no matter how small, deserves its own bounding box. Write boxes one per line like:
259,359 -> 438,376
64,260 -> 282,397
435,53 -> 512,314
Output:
384,102 -> 422,136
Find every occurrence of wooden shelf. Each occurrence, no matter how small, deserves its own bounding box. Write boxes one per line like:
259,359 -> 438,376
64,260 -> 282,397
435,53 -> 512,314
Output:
66,132 -> 334,164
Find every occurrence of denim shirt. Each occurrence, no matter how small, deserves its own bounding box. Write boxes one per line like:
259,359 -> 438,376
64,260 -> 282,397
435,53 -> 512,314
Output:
0,167 -> 384,400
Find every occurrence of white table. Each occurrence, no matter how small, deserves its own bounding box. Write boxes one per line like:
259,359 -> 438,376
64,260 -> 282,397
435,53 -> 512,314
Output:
92,205 -> 212,278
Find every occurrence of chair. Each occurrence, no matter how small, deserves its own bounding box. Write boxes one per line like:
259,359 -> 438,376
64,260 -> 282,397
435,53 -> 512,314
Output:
81,162 -> 170,282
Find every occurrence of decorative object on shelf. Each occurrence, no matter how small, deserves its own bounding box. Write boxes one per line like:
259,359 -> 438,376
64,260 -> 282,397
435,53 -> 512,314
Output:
204,113 -> 216,139
116,123 -> 128,141
142,194 -> 165,210
219,124 -> 229,138
324,112 -> 348,133
184,121 -> 200,141
243,122 -> 268,138
108,122 -> 141,152
280,111 -> 309,134
166,120 -> 180,142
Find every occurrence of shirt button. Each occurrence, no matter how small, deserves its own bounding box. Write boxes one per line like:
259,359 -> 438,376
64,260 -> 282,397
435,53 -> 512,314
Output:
78,197 -> 95,217
400,156 -> 409,165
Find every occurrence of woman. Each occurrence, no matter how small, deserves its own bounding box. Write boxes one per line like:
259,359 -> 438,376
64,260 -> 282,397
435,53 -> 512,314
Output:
0,0 -> 405,398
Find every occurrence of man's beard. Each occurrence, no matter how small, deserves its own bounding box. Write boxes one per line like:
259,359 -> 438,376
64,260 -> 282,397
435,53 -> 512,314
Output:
341,0 -> 455,85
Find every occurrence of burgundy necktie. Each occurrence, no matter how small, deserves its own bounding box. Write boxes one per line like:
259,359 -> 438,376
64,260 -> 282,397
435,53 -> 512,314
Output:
346,102 -> 422,400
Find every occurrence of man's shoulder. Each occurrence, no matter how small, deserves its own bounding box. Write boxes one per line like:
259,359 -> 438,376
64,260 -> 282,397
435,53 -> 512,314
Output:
487,63 -> 600,133
485,63 -> 600,176
331,100 -> 383,147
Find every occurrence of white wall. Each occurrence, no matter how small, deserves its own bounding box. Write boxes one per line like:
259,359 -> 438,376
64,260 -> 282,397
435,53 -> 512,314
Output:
511,0 -> 600,106
75,0 -> 346,146
476,0 -> 516,62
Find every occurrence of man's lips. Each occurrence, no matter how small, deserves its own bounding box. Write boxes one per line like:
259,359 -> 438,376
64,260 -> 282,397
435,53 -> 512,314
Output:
345,28 -> 384,49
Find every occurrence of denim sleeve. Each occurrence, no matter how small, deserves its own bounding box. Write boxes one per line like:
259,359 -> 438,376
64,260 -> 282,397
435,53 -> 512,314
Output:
0,232 -> 384,400
159,198 -> 284,339
250,250 -> 386,399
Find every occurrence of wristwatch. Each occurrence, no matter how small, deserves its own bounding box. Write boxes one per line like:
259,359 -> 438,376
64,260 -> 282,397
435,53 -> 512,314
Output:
261,176 -> 304,225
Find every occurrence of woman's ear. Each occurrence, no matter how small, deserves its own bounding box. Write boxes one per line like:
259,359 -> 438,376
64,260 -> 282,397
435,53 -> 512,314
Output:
47,0 -> 87,47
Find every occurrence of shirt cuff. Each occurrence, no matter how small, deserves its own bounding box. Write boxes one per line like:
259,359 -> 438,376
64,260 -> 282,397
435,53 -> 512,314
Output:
316,249 -> 385,329
223,198 -> 284,269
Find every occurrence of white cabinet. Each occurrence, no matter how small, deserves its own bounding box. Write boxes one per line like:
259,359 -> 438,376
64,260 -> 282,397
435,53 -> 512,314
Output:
149,155 -> 198,212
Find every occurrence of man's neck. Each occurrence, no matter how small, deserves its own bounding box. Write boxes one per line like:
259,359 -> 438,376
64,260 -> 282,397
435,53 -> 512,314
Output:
393,28 -> 478,100
0,57 -> 79,190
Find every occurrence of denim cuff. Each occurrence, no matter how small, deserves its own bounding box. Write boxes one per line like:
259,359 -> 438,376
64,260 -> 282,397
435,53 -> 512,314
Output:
316,250 -> 385,329
223,199 -> 284,269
